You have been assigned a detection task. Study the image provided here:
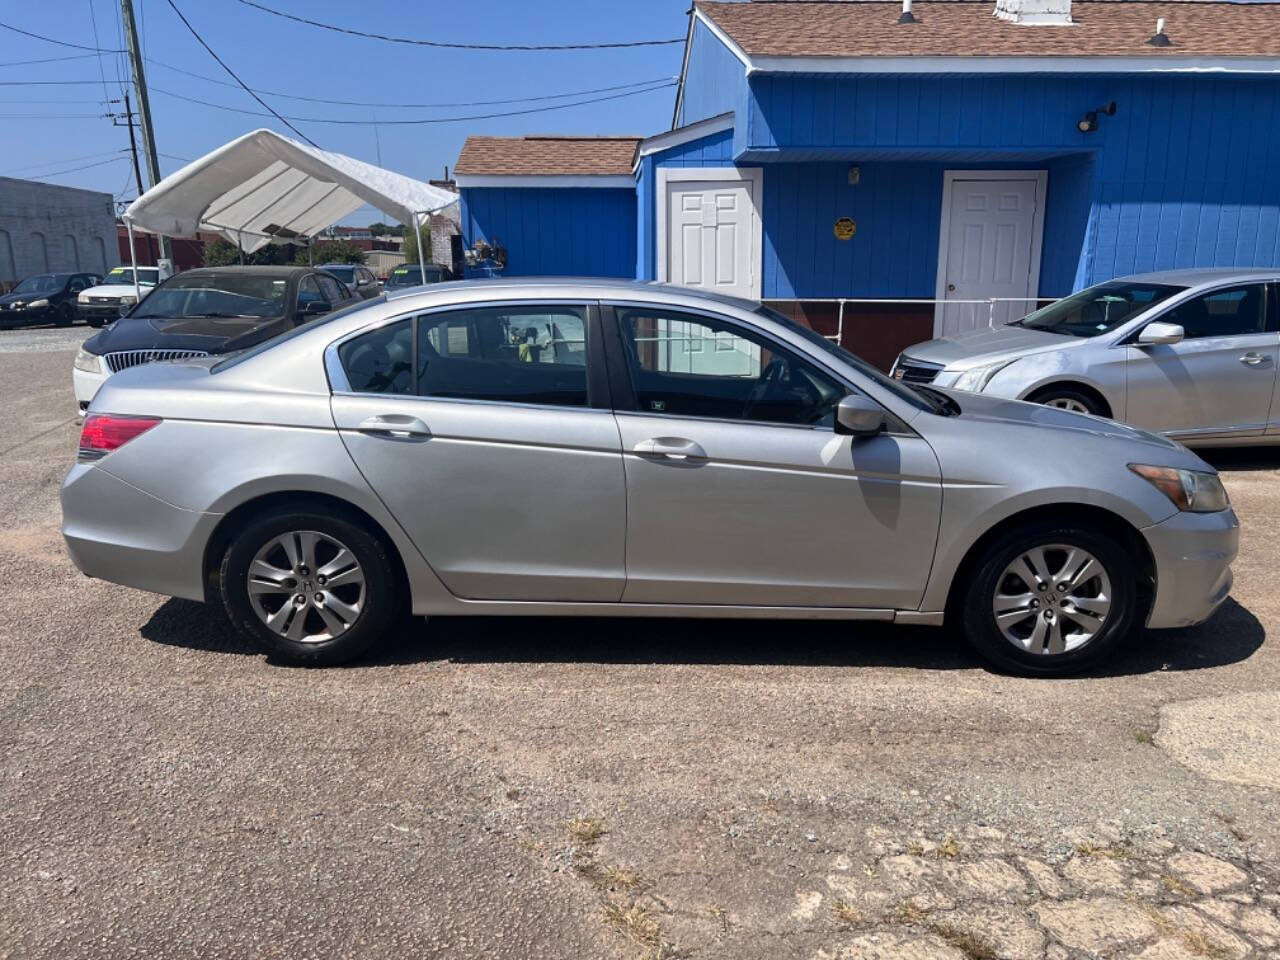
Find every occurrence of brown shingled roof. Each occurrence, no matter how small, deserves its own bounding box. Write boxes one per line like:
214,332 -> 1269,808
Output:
454,136 -> 641,177
697,1 -> 1280,59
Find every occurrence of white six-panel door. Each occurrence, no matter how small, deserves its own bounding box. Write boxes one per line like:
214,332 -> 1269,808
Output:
934,171 -> 1046,337
657,167 -> 762,302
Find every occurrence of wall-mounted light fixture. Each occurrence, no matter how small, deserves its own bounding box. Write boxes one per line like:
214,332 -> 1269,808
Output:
1077,100 -> 1117,133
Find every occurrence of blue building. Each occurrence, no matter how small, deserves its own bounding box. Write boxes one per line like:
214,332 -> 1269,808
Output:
454,0 -> 1280,368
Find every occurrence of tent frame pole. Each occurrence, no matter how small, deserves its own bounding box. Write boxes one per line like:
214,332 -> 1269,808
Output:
237,230 -> 245,265
414,211 -> 427,283
125,217 -> 140,300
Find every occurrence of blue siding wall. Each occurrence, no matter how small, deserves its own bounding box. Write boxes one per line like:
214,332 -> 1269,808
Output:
460,187 -> 636,278
747,74 -> 1280,289
677,20 -> 746,129
636,128 -> 738,281
761,161 -> 1091,300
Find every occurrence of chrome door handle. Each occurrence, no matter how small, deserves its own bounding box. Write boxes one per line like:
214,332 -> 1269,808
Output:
1239,352 -> 1267,366
356,414 -> 431,440
634,437 -> 707,461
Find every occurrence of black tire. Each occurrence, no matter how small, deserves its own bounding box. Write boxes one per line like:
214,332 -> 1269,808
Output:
220,508 -> 400,666
960,521 -> 1138,676
1029,385 -> 1105,417
55,302 -> 75,327
86,318 -> 105,329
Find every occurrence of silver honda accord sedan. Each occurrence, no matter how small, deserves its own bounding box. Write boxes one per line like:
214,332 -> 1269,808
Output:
62,278 -> 1238,675
893,269 -> 1280,447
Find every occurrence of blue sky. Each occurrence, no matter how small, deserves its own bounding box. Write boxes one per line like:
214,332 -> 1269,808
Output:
1,0 -> 689,222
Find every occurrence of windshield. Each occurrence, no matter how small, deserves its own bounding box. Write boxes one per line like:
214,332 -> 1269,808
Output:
754,305 -> 934,414
1014,280 -> 1185,337
386,265 -> 443,287
102,267 -> 160,286
13,274 -> 65,295
131,273 -> 290,320
322,266 -> 355,284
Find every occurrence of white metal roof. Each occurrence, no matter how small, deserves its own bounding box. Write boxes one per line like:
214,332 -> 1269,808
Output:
123,128 -> 458,253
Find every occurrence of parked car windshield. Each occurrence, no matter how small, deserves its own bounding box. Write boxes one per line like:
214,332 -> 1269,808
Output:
102,267 -> 160,286
131,273 -> 290,320
321,266 -> 355,284
754,305 -> 934,414
1012,280 -> 1185,337
13,274 -> 66,295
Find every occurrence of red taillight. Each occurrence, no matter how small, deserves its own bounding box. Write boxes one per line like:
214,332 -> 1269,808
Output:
78,414 -> 161,461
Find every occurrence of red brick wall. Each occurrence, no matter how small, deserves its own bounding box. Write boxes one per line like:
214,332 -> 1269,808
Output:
763,300 -> 935,372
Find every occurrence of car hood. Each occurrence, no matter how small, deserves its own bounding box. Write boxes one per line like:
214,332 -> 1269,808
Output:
82,314 -> 289,355
940,388 -> 1196,458
78,283 -> 154,299
902,325 -> 1083,370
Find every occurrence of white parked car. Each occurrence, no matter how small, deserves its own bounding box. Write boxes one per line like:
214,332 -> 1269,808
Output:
77,266 -> 162,328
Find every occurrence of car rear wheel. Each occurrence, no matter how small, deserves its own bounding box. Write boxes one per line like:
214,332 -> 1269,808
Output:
960,522 -> 1137,676
220,510 -> 400,666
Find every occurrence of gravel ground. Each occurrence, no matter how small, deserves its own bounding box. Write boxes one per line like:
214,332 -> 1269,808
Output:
1,331 -> 1278,959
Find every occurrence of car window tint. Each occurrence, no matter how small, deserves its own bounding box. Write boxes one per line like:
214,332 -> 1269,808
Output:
416,305 -> 589,407
1161,285 -> 1268,339
297,275 -> 324,306
338,320 -> 413,395
616,308 -> 847,427
317,275 -> 344,303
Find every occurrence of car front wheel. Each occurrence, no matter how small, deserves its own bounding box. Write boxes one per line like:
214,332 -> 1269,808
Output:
220,510 -> 400,665
961,522 -> 1137,676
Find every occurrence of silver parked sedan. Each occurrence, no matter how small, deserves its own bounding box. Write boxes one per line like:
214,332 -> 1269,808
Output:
893,269 -> 1280,446
62,279 -> 1238,675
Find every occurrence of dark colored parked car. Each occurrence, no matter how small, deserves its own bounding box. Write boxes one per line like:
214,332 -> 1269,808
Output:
74,266 -> 363,409
317,263 -> 381,300
1,272 -> 99,328
384,263 -> 446,289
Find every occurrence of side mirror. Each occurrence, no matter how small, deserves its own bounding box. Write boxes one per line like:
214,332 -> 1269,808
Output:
1138,321 -> 1184,346
302,300 -> 331,316
834,394 -> 886,437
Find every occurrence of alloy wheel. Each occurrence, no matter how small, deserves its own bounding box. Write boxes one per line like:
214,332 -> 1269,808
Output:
246,530 -> 366,643
1044,397 -> 1091,414
991,543 -> 1112,656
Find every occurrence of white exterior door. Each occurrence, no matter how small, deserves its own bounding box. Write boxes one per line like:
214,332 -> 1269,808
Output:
936,173 -> 1045,337
661,171 -> 760,300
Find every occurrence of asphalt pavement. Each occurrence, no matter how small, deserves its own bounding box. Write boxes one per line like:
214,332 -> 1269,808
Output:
1,330 -> 1277,959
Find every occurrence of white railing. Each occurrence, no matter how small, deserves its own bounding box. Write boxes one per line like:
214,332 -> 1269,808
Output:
779,297 -> 1050,343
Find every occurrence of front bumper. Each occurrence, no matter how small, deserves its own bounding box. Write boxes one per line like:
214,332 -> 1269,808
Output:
79,302 -> 124,322
1143,507 -> 1239,629
61,462 -> 219,602
0,305 -> 50,326
73,362 -> 109,411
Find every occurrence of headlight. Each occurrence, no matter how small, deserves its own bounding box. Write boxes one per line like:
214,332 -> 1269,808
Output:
28,298 -> 49,309
1129,464 -> 1230,513
951,359 -> 1015,393
119,294 -> 137,304
78,292 -> 92,304
73,348 -> 102,373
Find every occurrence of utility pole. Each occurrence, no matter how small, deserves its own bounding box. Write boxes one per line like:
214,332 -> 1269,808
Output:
122,92 -> 144,199
120,0 -> 170,260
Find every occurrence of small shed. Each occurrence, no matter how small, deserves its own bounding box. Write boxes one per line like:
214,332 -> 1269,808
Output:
455,0 -> 1280,369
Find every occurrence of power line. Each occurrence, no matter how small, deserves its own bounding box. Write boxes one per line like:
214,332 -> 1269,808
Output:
0,80 -> 112,86
20,155 -> 132,180
0,113 -> 106,119
0,53 -> 102,68
163,0 -> 319,147
0,20 -> 122,52
86,0 -> 113,104
232,0 -> 683,51
146,58 -> 679,109
2,148 -> 128,175
151,80 -> 677,126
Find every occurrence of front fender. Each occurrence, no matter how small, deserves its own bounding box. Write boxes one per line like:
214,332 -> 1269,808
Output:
983,353 -> 1125,420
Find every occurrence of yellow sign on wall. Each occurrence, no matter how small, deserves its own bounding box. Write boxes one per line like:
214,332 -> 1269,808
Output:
833,217 -> 856,240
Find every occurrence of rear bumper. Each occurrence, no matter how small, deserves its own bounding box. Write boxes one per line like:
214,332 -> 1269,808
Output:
1143,508 -> 1239,629
61,462 -> 219,602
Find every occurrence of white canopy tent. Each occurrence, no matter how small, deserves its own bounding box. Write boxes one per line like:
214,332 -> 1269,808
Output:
121,128 -> 458,297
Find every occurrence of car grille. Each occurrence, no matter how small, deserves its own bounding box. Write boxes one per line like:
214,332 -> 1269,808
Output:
90,296 -> 119,305
104,349 -> 210,373
892,357 -> 944,385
